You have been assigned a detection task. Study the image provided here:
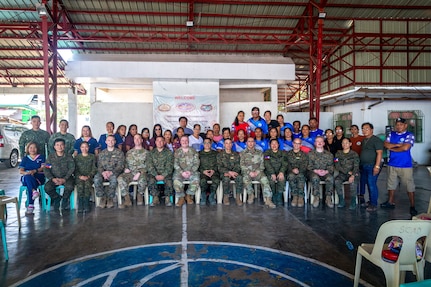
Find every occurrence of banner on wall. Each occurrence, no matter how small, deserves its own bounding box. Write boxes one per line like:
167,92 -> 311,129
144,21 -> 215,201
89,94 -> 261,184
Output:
153,94 -> 218,132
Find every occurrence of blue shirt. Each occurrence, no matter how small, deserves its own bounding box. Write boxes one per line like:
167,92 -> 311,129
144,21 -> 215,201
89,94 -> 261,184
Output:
255,139 -> 269,152
247,117 -> 268,134
386,131 -> 414,168
282,139 -> 293,151
233,140 -> 247,153
74,137 -> 99,155
98,133 -> 123,150
310,129 -> 324,138
19,154 -> 45,171
279,123 -> 294,137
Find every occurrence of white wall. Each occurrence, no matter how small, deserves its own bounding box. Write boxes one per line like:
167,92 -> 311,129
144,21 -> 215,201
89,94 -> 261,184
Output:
328,100 -> 430,164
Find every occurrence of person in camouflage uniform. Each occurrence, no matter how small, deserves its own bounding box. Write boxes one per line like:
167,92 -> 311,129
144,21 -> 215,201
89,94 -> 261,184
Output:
199,138 -> 220,205
19,115 -> 50,159
286,138 -> 308,207
44,138 -> 75,211
264,139 -> 287,206
217,138 -> 243,206
48,119 -> 76,155
173,135 -> 200,206
334,138 -> 360,209
147,136 -> 174,206
240,137 -> 274,208
117,134 -> 148,208
94,135 -> 125,208
308,136 -> 334,208
74,141 -> 97,212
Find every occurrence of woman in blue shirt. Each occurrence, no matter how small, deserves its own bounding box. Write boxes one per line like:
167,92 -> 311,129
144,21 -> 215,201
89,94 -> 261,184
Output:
74,125 -> 99,156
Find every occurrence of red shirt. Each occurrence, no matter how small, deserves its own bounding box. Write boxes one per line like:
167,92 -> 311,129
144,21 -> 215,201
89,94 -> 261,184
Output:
350,135 -> 365,155
231,122 -> 250,141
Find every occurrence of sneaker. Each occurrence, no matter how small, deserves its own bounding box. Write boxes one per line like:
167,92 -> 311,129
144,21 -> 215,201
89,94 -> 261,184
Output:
32,190 -> 40,201
380,201 -> 395,209
25,205 -> 34,215
410,207 -> 418,216
366,205 -> 377,212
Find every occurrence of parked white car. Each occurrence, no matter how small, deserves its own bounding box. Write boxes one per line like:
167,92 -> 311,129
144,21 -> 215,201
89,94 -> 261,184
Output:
0,123 -> 28,168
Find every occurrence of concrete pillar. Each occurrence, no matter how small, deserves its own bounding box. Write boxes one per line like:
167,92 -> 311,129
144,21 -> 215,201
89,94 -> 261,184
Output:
68,87 -> 78,137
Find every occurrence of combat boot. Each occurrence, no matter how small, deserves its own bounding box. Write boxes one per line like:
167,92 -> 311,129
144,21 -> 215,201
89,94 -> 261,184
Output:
208,192 -> 216,205
297,196 -> 305,208
265,197 -> 276,208
83,197 -> 91,212
185,194 -> 194,204
165,196 -> 172,207
106,198 -> 114,208
200,193 -> 207,205
337,195 -> 345,208
325,196 -> 334,208
176,196 -> 185,207
223,194 -> 230,205
236,195 -> 243,206
62,197 -> 70,210
349,196 -> 357,210
151,196 -> 160,206
137,193 -> 144,205
78,197 -> 84,213
247,193 -> 255,204
291,195 -> 298,207
97,197 -> 106,208
312,196 -> 319,208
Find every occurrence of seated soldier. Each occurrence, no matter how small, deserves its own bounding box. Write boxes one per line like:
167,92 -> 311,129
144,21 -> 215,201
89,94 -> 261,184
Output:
199,138 -> 220,205
44,138 -> 75,211
286,138 -> 308,207
147,136 -> 174,206
217,138 -> 243,206
94,135 -> 125,208
240,137 -> 274,208
264,139 -> 287,206
117,134 -> 149,208
173,136 -> 200,206
308,136 -> 335,208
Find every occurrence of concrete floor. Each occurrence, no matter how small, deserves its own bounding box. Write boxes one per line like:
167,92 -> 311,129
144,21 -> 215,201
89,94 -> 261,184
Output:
1,162 -> 431,286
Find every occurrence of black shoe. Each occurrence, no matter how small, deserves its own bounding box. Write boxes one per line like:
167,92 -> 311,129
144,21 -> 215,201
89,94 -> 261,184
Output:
380,201 -> 395,209
410,207 -> 418,216
53,196 -> 62,211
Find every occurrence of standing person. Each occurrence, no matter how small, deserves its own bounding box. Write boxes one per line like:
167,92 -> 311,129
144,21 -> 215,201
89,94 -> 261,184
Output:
74,125 -> 99,156
115,125 -> 127,152
48,119 -> 76,155
359,122 -> 383,212
212,123 -> 223,143
381,118 -> 417,216
231,111 -> 250,141
173,116 -> 193,137
19,115 -> 50,159
19,142 -> 45,215
173,136 -> 200,206
233,129 -> 247,152
276,114 -> 293,138
309,117 -> 324,138
334,138 -> 360,209
198,138 -> 220,205
44,138 -> 75,211
217,138 -> 243,206
150,124 -> 163,148
98,122 -> 123,151
292,120 -> 302,139
333,125 -> 345,152
74,141 -> 97,213
94,135 -> 125,208
263,110 -> 279,136
216,127 -> 232,151
117,134 -> 149,208
172,127 -> 184,151
286,139 -> 308,207
247,107 -> 268,138
124,124 -> 138,152
264,139 -> 287,206
324,129 -> 338,156
254,127 -> 268,152
188,124 -> 203,151
141,127 -> 152,150
282,128 -> 294,152
307,136 -> 335,208
163,129 -> 174,152
240,137 -> 274,208
349,124 -> 365,156
300,125 -> 315,151
147,136 -> 174,207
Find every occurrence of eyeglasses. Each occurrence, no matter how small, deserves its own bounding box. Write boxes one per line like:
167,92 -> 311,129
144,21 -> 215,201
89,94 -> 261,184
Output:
336,129 -> 342,132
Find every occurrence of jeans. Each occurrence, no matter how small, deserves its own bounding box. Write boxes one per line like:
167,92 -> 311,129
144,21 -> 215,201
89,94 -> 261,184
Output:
360,164 -> 380,206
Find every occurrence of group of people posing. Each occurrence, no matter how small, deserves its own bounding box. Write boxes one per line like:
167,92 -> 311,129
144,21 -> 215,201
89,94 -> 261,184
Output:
17,106 -> 417,216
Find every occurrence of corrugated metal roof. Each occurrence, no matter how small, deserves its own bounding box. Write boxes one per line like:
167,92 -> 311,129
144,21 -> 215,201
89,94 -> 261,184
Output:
0,0 -> 430,104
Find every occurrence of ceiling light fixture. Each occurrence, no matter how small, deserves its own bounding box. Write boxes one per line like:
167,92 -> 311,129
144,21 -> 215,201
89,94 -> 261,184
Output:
318,12 -> 327,19
36,3 -> 48,16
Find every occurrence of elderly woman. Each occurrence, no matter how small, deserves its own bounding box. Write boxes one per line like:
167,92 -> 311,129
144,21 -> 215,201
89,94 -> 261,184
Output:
19,142 -> 45,215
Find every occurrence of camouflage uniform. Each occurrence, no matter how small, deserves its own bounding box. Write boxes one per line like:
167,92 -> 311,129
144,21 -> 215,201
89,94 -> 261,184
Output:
117,148 -> 148,196
48,132 -> 76,156
240,148 -> 272,198
307,149 -> 334,196
173,148 -> 200,197
334,150 -> 360,197
94,148 -> 125,198
286,149 -> 308,197
74,153 -> 97,197
217,150 -> 243,195
199,149 -> 220,202
44,152 -> 75,201
263,149 -> 288,194
147,147 -> 174,197
19,129 -> 50,158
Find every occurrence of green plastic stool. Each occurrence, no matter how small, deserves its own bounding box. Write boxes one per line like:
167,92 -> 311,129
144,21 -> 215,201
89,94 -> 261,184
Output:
0,220 -> 7,261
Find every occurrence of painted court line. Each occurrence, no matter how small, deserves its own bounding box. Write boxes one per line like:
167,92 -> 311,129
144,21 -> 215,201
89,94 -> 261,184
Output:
180,203 -> 188,286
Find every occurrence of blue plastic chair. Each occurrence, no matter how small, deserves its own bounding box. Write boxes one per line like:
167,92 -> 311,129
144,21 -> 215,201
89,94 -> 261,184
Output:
42,185 -> 76,211
0,190 -> 5,218
0,220 -> 8,261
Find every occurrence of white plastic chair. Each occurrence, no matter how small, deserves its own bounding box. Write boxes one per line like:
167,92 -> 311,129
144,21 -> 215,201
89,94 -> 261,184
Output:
353,220 -> 431,287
